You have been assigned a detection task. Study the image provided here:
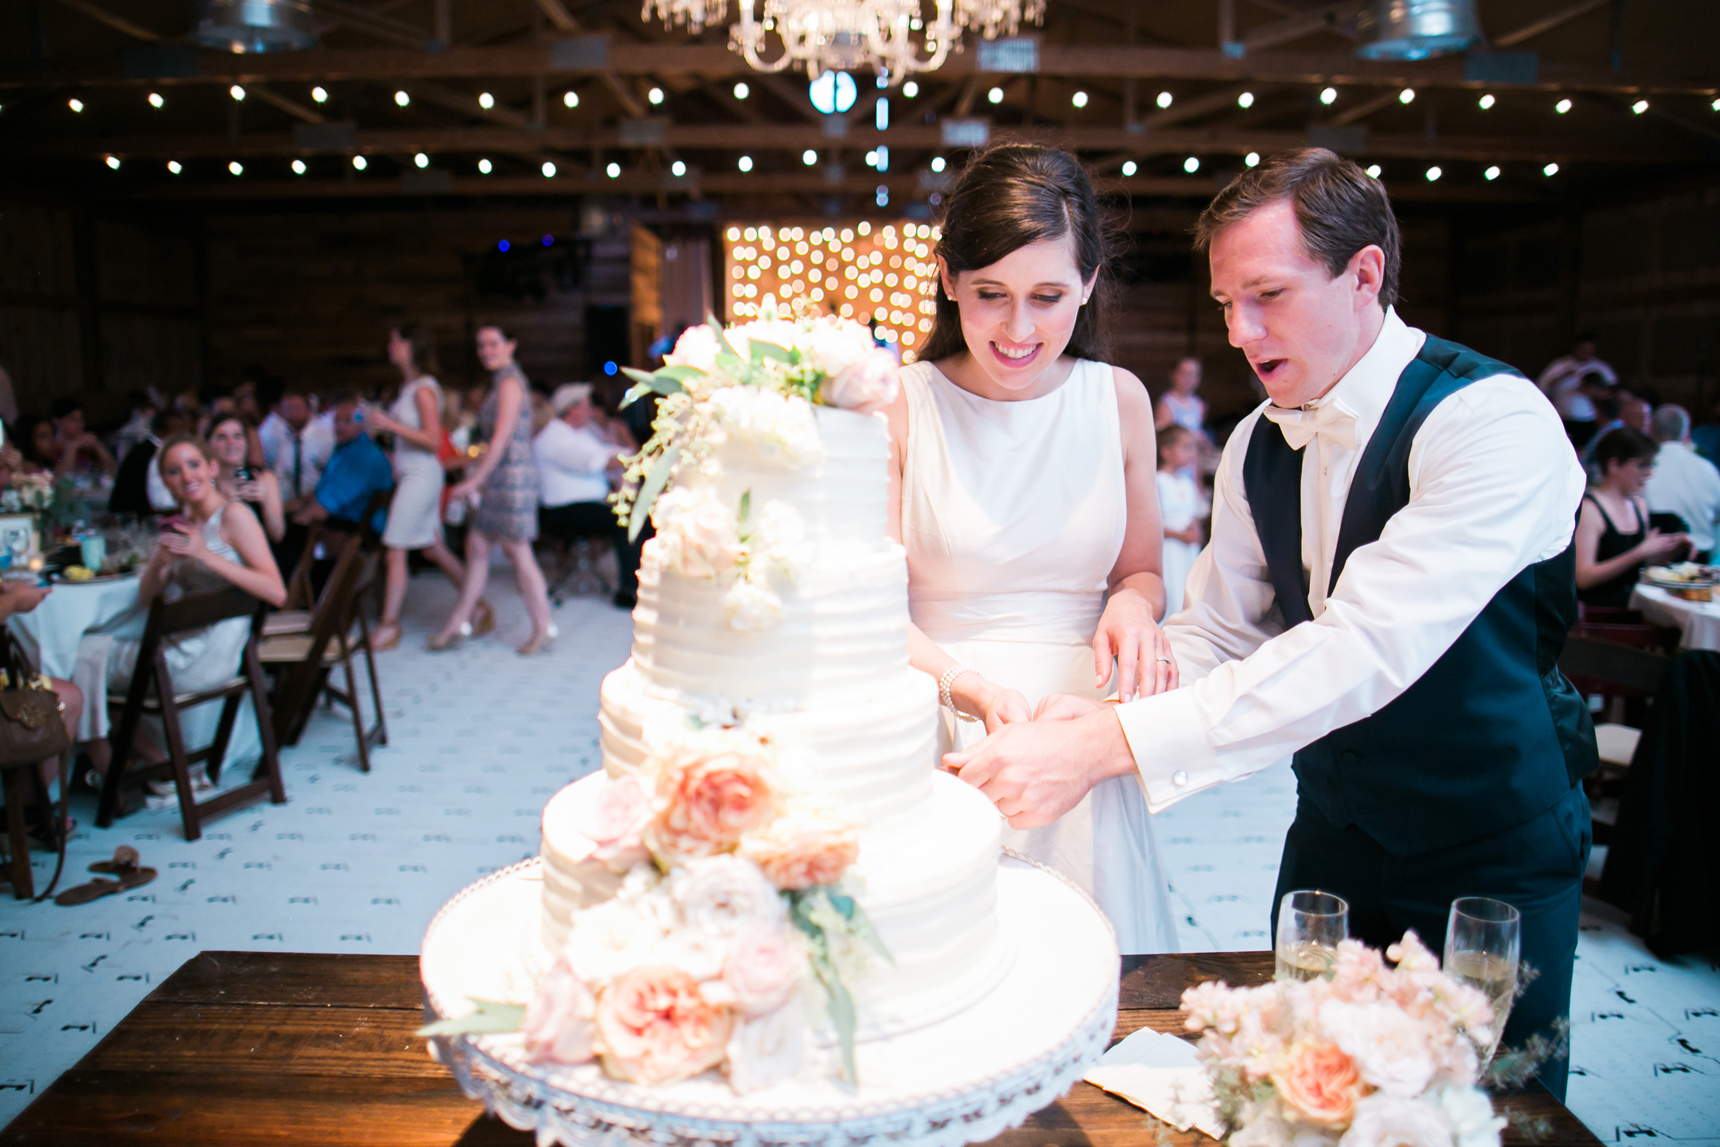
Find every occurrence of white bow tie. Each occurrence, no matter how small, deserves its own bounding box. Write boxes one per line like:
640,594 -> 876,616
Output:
1261,401 -> 1357,451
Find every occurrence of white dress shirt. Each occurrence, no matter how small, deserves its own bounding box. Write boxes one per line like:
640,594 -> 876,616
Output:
1116,309 -> 1587,811
1536,354 -> 1617,422
1644,440 -> 1720,554
260,411 -> 335,501
534,419 -> 617,507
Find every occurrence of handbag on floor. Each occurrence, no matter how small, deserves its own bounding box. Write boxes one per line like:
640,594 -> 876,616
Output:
0,633 -> 72,900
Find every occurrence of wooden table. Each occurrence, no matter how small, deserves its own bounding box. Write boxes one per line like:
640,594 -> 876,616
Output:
0,951 -> 1601,1146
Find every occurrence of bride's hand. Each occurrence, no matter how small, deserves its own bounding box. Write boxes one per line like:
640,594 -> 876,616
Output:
949,673 -> 1032,735
1034,694 -> 1102,722
980,687 -> 1032,734
1092,588 -> 1179,702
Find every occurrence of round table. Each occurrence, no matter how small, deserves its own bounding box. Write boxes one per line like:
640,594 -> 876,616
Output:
7,574 -> 263,766
1629,583 -> 1720,652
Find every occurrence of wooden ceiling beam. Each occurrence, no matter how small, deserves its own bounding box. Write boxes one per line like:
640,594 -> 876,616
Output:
51,0 -> 163,42
1241,1 -> 1362,51
41,124 -> 1687,165
8,42 -> 1711,96
1494,0 -> 1613,49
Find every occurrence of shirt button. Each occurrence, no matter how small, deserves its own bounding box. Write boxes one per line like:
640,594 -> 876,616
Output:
1172,770 -> 1190,787
1341,751 -> 1358,766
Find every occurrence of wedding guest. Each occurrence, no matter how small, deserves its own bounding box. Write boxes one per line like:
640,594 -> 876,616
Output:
47,398 -> 116,479
1156,425 -> 1204,616
109,409 -> 193,516
16,415 -> 59,473
209,414 -> 285,543
1577,427 -> 1690,607
1579,387 -> 1651,475
887,143 -> 1179,953
1538,334 -> 1616,447
110,390 -> 158,462
365,324 -> 480,652
952,148 -> 1596,1098
1155,357 -> 1208,437
262,386 -> 335,508
1644,405 -> 1720,562
76,435 -> 285,788
534,383 -> 635,608
429,325 -> 555,655
290,393 -> 392,533
0,363 -> 17,425
0,579 -> 83,839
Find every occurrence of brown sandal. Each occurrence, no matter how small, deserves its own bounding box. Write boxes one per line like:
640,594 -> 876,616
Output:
56,847 -> 157,905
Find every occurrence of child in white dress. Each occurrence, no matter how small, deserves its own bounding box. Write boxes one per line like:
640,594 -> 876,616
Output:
1155,425 -> 1205,617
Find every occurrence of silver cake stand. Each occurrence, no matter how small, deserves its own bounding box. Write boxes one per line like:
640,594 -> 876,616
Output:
420,853 -> 1119,1147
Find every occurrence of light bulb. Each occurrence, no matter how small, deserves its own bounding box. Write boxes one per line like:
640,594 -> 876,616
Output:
478,158 -> 492,174
394,90 -> 410,107
1478,93 -> 1495,109
148,92 -> 163,108
671,160 -> 686,177
1632,99 -> 1649,114
414,153 -> 429,168
930,156 -> 945,172
1072,91 -> 1088,108
738,155 -> 753,172
1183,156 -> 1200,173
606,162 -> 620,178
563,91 -> 578,108
1398,88 -> 1415,104
1156,91 -> 1173,108
987,87 -> 1003,104
802,149 -> 817,165
903,81 -> 918,98
1425,165 -> 1442,181
866,150 -> 878,167
68,98 -> 84,113
478,92 -> 494,109
1484,165 -> 1500,180
1543,162 -> 1559,176
352,155 -> 367,170
292,159 -> 306,174
1556,98 -> 1572,113
1320,87 -> 1337,105
229,161 -> 243,175
167,161 -> 182,174
104,155 -> 120,170
733,82 -> 749,99
542,161 -> 556,177
1366,164 -> 1382,178
311,86 -> 328,103
648,87 -> 664,105
230,85 -> 246,101
1121,160 -> 1137,177
1237,91 -> 1254,108
1246,151 -> 1261,167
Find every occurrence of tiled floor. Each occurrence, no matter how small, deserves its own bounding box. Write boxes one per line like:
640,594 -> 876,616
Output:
2,566 -> 1717,1142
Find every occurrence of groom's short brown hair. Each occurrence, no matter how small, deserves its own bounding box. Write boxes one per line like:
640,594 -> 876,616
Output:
1193,148 -> 1402,310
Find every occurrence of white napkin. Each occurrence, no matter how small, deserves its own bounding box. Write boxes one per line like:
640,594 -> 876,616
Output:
1083,1025 -> 1226,1140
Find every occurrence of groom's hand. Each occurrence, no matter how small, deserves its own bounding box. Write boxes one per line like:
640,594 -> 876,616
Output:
1033,693 -> 1103,722
944,708 -> 1137,829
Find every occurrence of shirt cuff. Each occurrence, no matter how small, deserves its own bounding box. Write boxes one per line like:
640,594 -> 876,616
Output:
1114,686 -> 1228,813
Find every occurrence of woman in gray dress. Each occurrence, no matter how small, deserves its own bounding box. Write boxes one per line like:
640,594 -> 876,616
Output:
429,324 -> 556,655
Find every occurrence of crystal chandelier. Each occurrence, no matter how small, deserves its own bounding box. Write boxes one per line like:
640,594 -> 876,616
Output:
642,0 -> 729,35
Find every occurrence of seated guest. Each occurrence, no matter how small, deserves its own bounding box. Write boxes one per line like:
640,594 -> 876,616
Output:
1644,404 -> 1720,563
291,392 -> 392,534
1577,426 -> 1690,607
75,434 -> 286,787
110,390 -> 158,463
263,386 -> 335,509
0,578 -> 84,839
534,383 -> 637,607
48,397 -> 117,479
1537,333 -> 1616,447
209,414 -> 286,543
110,409 -> 194,516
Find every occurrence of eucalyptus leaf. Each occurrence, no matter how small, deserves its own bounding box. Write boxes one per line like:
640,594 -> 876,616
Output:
817,958 -> 858,1084
620,366 -> 659,386
738,489 -> 751,524
846,897 -> 894,965
752,341 -> 793,365
416,998 -> 526,1038
621,382 -> 654,408
628,443 -> 681,542
655,365 -> 706,383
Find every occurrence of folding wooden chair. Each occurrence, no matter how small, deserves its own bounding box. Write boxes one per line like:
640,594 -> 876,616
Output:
260,535 -> 387,771
1559,633 -> 1673,852
95,587 -> 286,842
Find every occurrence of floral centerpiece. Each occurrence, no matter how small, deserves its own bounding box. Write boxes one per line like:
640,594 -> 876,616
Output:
1,470 -> 54,514
423,725 -> 885,1095
1180,933 -> 1507,1147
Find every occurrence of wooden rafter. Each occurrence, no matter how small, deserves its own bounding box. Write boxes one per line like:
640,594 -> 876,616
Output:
1494,0 -> 1614,49
52,0 -> 161,42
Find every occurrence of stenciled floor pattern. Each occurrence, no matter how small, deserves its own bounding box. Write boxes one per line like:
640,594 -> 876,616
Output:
2,566 -> 1717,1142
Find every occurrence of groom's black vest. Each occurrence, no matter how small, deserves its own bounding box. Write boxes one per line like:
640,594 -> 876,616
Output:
1241,336 -> 1597,857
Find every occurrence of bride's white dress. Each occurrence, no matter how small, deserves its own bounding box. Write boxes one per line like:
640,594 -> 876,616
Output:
900,358 -> 1179,954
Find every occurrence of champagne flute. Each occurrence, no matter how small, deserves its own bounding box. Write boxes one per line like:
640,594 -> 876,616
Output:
1444,896 -> 1521,1065
1275,890 -> 1348,981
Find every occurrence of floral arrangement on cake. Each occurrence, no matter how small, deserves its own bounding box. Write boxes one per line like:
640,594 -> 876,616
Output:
1180,933 -> 1507,1147
423,726 -> 886,1094
612,300 -> 899,543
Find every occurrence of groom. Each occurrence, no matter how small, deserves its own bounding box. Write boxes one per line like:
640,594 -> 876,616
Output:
946,149 -> 1596,1100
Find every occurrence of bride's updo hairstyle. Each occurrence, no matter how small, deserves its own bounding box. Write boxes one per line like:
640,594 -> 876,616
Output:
921,143 -> 1113,363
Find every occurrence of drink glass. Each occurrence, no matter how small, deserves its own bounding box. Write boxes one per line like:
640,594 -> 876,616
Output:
80,533 -> 106,572
1275,890 -> 1348,981
1444,897 -> 1521,1065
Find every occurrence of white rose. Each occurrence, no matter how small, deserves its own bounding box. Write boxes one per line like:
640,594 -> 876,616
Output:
804,321 -> 874,378
670,853 -> 786,936
1433,1085 -> 1504,1147
1322,1001 -> 1438,1098
704,387 -> 823,468
653,487 -> 741,578
755,500 -> 810,573
1338,1094 -> 1452,1147
1229,1099 -> 1338,1147
565,896 -> 668,987
646,929 -> 733,982
725,1004 -> 805,1094
723,923 -> 805,1015
724,576 -> 783,631
818,350 -> 900,414
663,324 -> 722,374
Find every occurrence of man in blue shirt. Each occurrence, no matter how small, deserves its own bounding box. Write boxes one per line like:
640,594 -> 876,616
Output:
293,391 -> 392,534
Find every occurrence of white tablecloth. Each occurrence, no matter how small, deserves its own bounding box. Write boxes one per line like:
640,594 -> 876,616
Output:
1630,583 -> 1720,652
7,575 -> 263,764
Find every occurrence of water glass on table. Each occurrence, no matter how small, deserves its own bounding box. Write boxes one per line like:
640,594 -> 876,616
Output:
1275,890 -> 1349,981
1444,896 -> 1521,1065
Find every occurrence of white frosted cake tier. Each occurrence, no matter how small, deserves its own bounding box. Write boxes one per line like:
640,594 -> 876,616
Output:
539,769 -> 1008,1041
598,660 -> 937,824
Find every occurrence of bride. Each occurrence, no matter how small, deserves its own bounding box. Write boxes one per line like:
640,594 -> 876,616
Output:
885,143 -> 1180,954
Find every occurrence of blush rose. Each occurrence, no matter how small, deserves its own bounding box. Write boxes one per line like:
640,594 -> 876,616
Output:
595,965 -> 736,1086
521,959 -> 599,1065
1273,1039 -> 1363,1125
648,742 -> 778,863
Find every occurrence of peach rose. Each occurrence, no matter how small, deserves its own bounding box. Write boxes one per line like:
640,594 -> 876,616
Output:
595,965 -> 735,1086
572,773 -> 653,872
521,958 -> 598,1065
818,349 -> 900,414
1272,1039 -> 1362,1125
740,806 -> 859,891
647,739 -> 778,864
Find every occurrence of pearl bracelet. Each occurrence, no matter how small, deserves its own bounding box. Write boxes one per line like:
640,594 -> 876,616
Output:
938,664 -> 977,712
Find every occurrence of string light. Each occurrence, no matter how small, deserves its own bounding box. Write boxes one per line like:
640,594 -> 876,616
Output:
671,160 -> 686,176
352,155 -> 367,170
394,90 -> 410,106
229,161 -> 243,175
414,152 -> 429,168
478,92 -> 494,109
311,86 -> 328,103
292,159 -> 307,174
542,161 -> 557,177
733,82 -> 749,99
168,161 -> 182,174
1121,160 -> 1137,176
1398,88 -> 1415,104
1237,91 -> 1254,108
1320,87 -> 1337,105
1478,93 -> 1495,109
564,91 -> 579,108
648,87 -> 664,105
1246,151 -> 1261,167
1183,156 -> 1200,173
738,155 -> 753,172
104,156 -> 120,170
230,85 -> 246,101
1425,165 -> 1442,181
930,156 -> 945,172
1543,162 -> 1559,176
68,98 -> 84,113
987,86 -> 1004,104
1366,164 -> 1382,178
1631,99 -> 1649,114
606,161 -> 620,178
1555,98 -> 1572,113
802,149 -> 818,165
1071,91 -> 1088,108
903,81 -> 918,98
1484,165 -> 1500,180
148,92 -> 164,108
478,158 -> 492,174
1156,91 -> 1173,108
